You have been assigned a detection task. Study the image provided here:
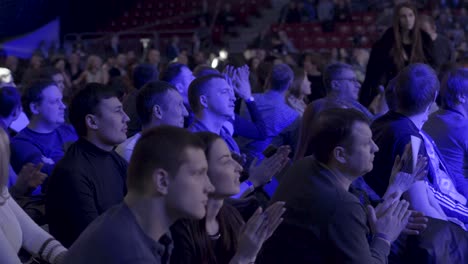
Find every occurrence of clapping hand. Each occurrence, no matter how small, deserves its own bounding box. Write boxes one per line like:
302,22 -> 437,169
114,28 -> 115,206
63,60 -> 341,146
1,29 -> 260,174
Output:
224,65 -> 252,100
402,210 -> 428,235
231,202 -> 286,264
367,193 -> 412,243
14,163 -> 47,195
385,143 -> 427,200
248,145 -> 290,187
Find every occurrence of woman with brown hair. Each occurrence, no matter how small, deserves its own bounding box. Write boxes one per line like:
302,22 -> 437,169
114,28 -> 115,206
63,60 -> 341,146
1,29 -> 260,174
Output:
0,128 -> 67,263
170,132 -> 285,264
286,68 -> 311,115
360,2 -> 434,107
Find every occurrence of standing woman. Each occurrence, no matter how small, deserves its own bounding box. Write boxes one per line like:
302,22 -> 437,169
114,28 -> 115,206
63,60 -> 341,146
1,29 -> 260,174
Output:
171,132 -> 285,264
0,129 -> 67,263
360,2 -> 434,107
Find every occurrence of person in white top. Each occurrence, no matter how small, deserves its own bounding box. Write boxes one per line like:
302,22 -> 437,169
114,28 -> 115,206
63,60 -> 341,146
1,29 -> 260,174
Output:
0,128 -> 67,263
116,81 -> 188,161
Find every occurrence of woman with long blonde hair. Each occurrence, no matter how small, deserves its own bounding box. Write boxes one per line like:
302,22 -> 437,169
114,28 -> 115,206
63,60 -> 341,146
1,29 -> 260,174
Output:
0,128 -> 67,263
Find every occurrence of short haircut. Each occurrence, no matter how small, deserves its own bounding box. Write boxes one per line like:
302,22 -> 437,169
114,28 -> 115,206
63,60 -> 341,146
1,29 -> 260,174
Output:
323,62 -> 354,92
161,63 -> 188,85
188,74 -> 225,114
395,63 -> 439,115
133,63 -> 159,90
0,86 -> 21,118
270,63 -> 293,92
136,81 -> 178,125
441,68 -> 468,108
69,83 -> 118,137
22,79 -> 57,118
193,65 -> 220,77
127,126 -> 205,193
310,108 -> 369,164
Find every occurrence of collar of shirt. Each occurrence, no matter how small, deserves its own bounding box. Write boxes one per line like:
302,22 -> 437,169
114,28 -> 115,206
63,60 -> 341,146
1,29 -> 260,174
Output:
78,137 -> 115,156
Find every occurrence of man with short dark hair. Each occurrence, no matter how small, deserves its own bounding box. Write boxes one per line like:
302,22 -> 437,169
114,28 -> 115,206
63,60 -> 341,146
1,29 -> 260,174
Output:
258,108 -> 411,263
366,63 -> 468,226
46,83 -> 130,247
161,63 -> 195,127
239,63 -> 299,161
116,81 -> 188,161
307,62 -> 375,122
188,73 -> 290,198
188,74 -> 239,152
424,68 -> 468,197
123,63 -> 159,137
10,79 -> 77,179
64,126 -> 215,264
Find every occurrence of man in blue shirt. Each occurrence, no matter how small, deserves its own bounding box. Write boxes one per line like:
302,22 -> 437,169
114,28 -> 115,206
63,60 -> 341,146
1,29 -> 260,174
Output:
239,63 -> 300,161
10,80 -> 77,179
161,63 -> 196,127
424,68 -> 468,198
187,74 -> 290,198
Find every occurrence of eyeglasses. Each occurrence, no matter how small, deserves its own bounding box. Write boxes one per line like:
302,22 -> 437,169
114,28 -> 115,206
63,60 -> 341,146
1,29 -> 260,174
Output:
334,78 -> 360,83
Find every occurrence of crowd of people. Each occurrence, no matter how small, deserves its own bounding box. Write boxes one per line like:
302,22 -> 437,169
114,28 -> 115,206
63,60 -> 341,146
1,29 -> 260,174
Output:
2,0 -> 468,263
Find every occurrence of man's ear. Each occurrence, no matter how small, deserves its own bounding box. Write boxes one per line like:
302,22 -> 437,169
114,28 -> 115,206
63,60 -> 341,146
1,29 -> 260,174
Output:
200,95 -> 208,108
29,102 -> 40,116
330,80 -> 340,92
152,168 -> 170,195
152,104 -> 163,120
85,114 -> 99,130
332,146 -> 347,164
174,83 -> 184,95
457,93 -> 466,104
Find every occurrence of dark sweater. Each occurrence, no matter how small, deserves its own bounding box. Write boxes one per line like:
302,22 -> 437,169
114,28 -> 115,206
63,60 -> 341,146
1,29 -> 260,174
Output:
360,28 -> 434,107
65,203 -> 173,264
258,157 -> 390,264
45,138 -> 128,247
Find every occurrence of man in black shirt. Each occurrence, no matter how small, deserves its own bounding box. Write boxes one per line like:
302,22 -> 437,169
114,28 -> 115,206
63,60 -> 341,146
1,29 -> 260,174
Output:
64,126 -> 215,264
45,83 -> 130,247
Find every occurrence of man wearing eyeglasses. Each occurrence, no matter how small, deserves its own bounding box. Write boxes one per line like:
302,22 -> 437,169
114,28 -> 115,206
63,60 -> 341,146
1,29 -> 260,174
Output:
306,62 -> 375,122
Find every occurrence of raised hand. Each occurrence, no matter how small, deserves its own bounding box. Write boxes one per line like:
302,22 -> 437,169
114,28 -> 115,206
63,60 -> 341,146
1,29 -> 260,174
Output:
223,65 -> 252,100
233,65 -> 252,100
14,163 -> 47,194
230,202 -> 286,264
223,65 -> 236,90
248,145 -> 290,187
385,143 -> 428,199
